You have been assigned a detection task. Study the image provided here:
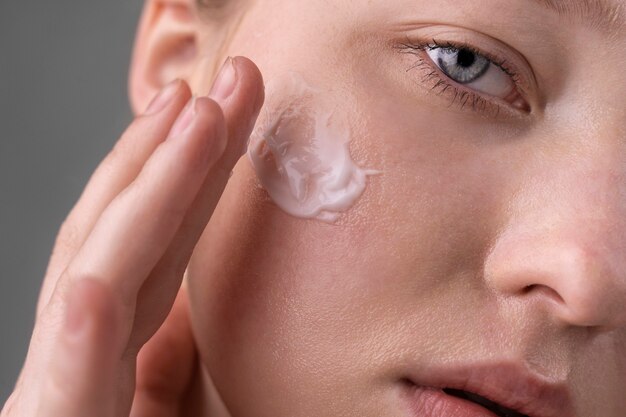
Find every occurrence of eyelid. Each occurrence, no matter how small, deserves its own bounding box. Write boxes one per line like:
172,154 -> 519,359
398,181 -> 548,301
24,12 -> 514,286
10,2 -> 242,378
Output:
396,49 -> 520,118
408,38 -> 526,99
397,27 -> 539,103
396,38 -> 534,117
425,39 -> 519,85
413,55 -> 510,117
423,40 -> 530,111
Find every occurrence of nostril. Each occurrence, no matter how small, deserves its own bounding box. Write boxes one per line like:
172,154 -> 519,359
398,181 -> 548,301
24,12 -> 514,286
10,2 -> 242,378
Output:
519,283 -> 618,329
485,233 -> 626,330
522,284 -> 565,304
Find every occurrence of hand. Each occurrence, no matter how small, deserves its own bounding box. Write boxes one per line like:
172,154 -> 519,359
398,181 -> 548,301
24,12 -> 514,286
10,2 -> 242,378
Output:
2,56 -> 265,417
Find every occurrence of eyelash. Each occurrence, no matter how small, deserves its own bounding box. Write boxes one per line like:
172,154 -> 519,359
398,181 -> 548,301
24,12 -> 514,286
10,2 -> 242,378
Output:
397,37 -> 526,117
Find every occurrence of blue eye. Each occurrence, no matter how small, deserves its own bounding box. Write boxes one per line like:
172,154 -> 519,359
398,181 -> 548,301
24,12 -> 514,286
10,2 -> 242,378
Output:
425,46 -> 515,99
431,47 -> 490,84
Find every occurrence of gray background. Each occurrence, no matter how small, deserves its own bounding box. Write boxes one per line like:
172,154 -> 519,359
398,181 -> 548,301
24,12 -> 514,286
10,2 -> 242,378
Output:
0,1 -> 144,403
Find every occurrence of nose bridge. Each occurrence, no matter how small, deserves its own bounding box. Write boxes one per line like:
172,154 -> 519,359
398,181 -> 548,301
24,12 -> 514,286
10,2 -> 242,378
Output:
485,125 -> 626,331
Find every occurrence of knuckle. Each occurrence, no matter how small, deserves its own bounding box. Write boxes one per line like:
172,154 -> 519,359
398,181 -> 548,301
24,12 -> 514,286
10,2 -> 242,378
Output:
125,167 -> 188,222
134,365 -> 179,404
57,217 -> 80,246
59,274 -> 120,327
103,123 -> 148,173
104,137 -> 138,173
53,217 -> 82,258
197,98 -> 227,129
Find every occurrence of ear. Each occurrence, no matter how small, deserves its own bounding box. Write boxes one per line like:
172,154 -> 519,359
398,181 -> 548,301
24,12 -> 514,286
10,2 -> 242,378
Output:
128,0 -> 202,115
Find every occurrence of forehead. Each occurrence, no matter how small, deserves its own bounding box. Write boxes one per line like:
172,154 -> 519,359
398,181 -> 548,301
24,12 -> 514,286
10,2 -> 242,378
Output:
282,0 -> 625,37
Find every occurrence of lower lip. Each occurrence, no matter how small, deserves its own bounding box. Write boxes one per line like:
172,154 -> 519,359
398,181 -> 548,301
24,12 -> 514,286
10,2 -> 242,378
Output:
405,385 -> 500,417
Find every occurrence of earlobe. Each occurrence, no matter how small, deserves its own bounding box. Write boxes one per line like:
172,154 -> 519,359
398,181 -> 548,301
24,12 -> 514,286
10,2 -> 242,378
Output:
129,0 -> 200,115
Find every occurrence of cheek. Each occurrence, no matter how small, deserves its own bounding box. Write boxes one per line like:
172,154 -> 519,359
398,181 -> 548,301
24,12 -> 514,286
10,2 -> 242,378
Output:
187,5 -> 518,413
247,72 -> 380,223
343,74 -> 508,274
185,122 -> 502,417
186,194 -> 403,415
185,95 -> 516,417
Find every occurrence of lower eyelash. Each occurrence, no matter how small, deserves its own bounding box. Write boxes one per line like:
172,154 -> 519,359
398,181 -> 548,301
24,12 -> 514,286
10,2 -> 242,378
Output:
412,57 -> 493,114
396,40 -> 512,117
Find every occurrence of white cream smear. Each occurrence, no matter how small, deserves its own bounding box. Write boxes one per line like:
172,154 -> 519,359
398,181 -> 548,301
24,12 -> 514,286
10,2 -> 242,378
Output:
247,72 -> 380,223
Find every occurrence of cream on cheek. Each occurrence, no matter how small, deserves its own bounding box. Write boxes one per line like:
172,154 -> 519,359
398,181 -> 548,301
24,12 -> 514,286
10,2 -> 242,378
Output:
247,72 -> 380,222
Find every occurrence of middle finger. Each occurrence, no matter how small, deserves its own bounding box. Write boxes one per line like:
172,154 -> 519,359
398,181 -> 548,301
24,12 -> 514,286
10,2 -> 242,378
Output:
38,80 -> 192,316
60,96 -> 227,337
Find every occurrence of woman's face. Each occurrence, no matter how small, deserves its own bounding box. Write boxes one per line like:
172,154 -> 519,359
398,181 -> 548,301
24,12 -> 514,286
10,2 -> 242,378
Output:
176,0 -> 626,415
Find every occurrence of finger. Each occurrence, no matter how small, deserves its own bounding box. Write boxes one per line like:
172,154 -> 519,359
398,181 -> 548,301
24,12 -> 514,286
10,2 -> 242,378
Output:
38,279 -> 120,417
130,286 -> 197,417
38,80 -> 192,317
58,96 -> 228,344
129,56 -> 265,342
211,56 -> 265,171
27,82 -> 191,405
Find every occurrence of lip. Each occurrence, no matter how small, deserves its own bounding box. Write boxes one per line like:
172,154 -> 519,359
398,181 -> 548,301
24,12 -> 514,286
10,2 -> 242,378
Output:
401,361 -> 575,417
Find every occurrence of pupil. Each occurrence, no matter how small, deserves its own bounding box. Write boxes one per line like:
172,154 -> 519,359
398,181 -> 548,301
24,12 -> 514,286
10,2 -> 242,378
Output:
456,49 -> 476,67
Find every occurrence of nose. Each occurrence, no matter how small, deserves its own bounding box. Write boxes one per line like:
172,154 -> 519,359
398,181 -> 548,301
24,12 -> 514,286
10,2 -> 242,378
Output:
484,143 -> 626,332
485,228 -> 626,331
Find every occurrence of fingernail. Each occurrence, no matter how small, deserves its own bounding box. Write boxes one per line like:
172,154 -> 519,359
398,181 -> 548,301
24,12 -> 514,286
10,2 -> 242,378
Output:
170,96 -> 197,137
208,57 -> 237,102
144,79 -> 181,116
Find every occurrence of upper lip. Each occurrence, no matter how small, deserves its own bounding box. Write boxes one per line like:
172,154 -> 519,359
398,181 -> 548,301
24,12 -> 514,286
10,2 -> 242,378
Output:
403,361 -> 575,417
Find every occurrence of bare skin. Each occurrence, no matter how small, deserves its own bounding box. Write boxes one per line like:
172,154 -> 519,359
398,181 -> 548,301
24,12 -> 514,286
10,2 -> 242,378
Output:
3,0 -> 626,416
2,57 -> 264,416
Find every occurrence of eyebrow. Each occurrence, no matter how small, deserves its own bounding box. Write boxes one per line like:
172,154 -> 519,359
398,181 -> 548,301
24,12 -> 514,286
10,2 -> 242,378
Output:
532,0 -> 624,34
